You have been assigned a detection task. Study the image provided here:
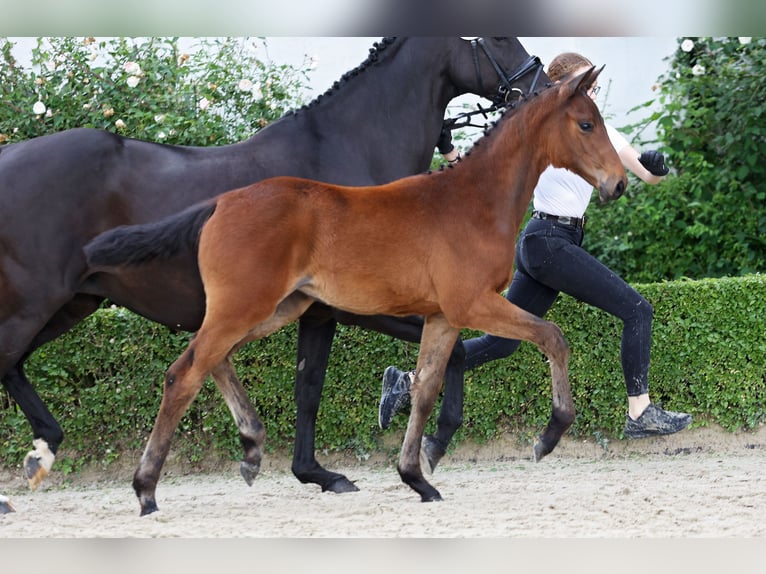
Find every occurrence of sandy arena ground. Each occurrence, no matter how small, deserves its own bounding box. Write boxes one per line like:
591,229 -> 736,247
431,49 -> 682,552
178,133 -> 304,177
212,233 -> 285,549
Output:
2,424 -> 765,539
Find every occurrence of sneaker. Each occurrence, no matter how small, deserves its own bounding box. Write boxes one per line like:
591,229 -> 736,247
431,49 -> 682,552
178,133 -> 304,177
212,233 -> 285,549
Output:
624,403 -> 692,439
378,366 -> 413,430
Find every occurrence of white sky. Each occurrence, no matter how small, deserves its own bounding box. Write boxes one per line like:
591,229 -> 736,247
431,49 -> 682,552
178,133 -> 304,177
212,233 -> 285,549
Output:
257,37 -> 678,140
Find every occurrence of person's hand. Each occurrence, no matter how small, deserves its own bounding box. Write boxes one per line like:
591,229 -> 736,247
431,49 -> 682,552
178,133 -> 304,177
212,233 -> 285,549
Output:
436,123 -> 455,155
638,150 -> 669,176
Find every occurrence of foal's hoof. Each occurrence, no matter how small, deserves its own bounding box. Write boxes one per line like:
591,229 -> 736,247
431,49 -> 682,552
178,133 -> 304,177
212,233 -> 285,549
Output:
139,499 -> 159,516
421,435 -> 446,476
240,461 -> 261,487
0,496 -> 15,514
533,440 -> 551,462
420,491 -> 444,503
323,477 -> 359,494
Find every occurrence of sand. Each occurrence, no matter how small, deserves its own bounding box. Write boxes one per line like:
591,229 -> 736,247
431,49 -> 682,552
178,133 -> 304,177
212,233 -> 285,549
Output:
1,425 -> 765,538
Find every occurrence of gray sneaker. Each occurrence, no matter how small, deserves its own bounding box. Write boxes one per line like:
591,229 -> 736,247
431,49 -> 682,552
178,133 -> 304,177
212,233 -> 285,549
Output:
624,403 -> 692,438
378,366 -> 413,430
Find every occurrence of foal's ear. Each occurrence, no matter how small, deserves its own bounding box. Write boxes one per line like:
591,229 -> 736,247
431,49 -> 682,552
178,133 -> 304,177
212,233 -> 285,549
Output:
563,65 -> 603,99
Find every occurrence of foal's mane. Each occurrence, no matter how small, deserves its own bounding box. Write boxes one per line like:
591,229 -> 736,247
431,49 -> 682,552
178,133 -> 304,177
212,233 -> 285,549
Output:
287,37 -> 398,116
426,83 -> 553,175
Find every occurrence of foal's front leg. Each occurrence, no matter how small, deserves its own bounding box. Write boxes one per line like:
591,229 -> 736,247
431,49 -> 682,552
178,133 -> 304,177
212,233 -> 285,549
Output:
398,313 -> 459,502
464,292 -> 574,461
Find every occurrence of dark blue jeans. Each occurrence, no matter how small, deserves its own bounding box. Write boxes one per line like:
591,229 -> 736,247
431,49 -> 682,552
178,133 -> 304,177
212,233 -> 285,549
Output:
464,217 -> 653,397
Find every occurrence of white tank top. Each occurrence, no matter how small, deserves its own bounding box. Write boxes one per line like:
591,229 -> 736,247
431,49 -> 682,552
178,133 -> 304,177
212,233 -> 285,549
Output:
532,124 -> 629,218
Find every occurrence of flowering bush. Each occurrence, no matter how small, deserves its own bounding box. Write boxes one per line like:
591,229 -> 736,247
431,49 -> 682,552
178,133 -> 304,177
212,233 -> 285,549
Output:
585,37 -> 766,283
0,37 -> 312,146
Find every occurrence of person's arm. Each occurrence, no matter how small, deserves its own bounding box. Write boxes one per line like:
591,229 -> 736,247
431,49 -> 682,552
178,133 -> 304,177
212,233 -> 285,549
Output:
437,123 -> 461,163
619,146 -> 669,185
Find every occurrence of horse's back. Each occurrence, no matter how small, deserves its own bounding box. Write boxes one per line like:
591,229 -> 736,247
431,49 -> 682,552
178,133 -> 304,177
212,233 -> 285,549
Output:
201,175 -> 444,316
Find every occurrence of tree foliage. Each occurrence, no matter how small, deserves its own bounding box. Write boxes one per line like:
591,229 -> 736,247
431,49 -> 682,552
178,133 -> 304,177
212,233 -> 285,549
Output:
0,37 -> 312,146
585,37 -> 766,283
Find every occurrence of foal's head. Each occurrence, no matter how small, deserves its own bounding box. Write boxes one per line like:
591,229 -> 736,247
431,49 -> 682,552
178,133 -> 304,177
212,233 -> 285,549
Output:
543,66 -> 627,202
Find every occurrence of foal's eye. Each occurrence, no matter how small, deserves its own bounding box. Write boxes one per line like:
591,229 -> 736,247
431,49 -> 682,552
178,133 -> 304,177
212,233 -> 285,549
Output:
579,121 -> 594,132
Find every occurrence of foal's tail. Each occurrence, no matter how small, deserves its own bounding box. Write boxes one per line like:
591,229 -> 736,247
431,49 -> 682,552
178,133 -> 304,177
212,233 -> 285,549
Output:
85,200 -> 217,269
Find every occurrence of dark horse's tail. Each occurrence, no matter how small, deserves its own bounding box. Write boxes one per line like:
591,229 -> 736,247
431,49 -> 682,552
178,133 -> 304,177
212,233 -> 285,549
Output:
85,200 -> 217,268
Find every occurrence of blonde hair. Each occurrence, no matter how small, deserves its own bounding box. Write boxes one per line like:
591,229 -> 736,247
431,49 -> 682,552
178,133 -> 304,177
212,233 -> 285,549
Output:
547,52 -> 593,82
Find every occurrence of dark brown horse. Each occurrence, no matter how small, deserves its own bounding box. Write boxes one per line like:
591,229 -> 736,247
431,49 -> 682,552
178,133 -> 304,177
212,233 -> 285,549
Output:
0,37 -> 546,513
84,67 -> 626,515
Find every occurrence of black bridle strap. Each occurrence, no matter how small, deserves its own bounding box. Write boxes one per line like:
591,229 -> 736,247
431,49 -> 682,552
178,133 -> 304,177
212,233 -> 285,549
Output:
443,39 -> 546,136
471,38 -> 544,103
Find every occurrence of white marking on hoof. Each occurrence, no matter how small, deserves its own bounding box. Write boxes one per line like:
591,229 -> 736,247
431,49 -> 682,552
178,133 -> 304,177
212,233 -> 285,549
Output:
23,438 -> 56,490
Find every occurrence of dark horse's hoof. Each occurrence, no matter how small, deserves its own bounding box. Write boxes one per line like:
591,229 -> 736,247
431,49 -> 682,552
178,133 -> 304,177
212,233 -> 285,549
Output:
322,477 -> 360,494
240,461 -> 261,487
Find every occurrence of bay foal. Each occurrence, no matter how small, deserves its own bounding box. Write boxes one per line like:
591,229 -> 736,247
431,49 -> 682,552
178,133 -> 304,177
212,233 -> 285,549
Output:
85,67 -> 626,514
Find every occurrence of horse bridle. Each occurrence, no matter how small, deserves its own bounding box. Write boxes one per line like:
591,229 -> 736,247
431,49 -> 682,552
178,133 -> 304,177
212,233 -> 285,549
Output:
471,37 -> 545,105
442,38 -> 545,133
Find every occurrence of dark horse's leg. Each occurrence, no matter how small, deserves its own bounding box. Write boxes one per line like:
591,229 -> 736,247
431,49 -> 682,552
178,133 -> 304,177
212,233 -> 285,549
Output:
1,294 -> 104,489
291,304 -> 466,493
334,311 -> 464,474
291,304 -> 359,493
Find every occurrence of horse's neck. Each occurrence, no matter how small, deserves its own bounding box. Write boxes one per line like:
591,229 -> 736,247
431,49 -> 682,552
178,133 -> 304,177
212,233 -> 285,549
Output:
280,40 -> 456,176
450,114 -> 549,225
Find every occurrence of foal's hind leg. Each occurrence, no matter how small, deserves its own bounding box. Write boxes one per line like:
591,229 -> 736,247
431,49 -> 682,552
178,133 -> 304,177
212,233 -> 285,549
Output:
133,292 -> 315,515
132,340 -> 215,515
398,313 -> 459,502
209,357 -> 266,486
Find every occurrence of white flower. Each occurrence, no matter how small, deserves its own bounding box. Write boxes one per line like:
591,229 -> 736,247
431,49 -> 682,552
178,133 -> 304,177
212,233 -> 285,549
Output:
45,109 -> 52,118
154,114 -> 165,123
157,131 -> 167,140
238,79 -> 253,91
83,103 -> 92,110
309,55 -> 319,70
681,39 -> 695,52
251,82 -> 263,100
692,64 -> 706,76
32,101 -> 46,115
738,37 -> 752,45
115,119 -> 126,129
198,97 -> 210,111
44,60 -> 56,72
126,76 -> 140,88
124,61 -> 141,75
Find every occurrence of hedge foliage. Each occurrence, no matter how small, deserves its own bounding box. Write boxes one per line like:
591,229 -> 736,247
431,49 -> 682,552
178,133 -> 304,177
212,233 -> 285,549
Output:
2,274 -> 764,474
586,37 -> 766,283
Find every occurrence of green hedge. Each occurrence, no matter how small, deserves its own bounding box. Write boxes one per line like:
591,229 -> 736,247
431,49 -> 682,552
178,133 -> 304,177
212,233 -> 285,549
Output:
2,274 -> 765,473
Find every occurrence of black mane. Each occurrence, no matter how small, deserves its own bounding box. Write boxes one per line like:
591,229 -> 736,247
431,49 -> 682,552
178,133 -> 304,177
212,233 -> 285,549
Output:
288,37 -> 398,116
